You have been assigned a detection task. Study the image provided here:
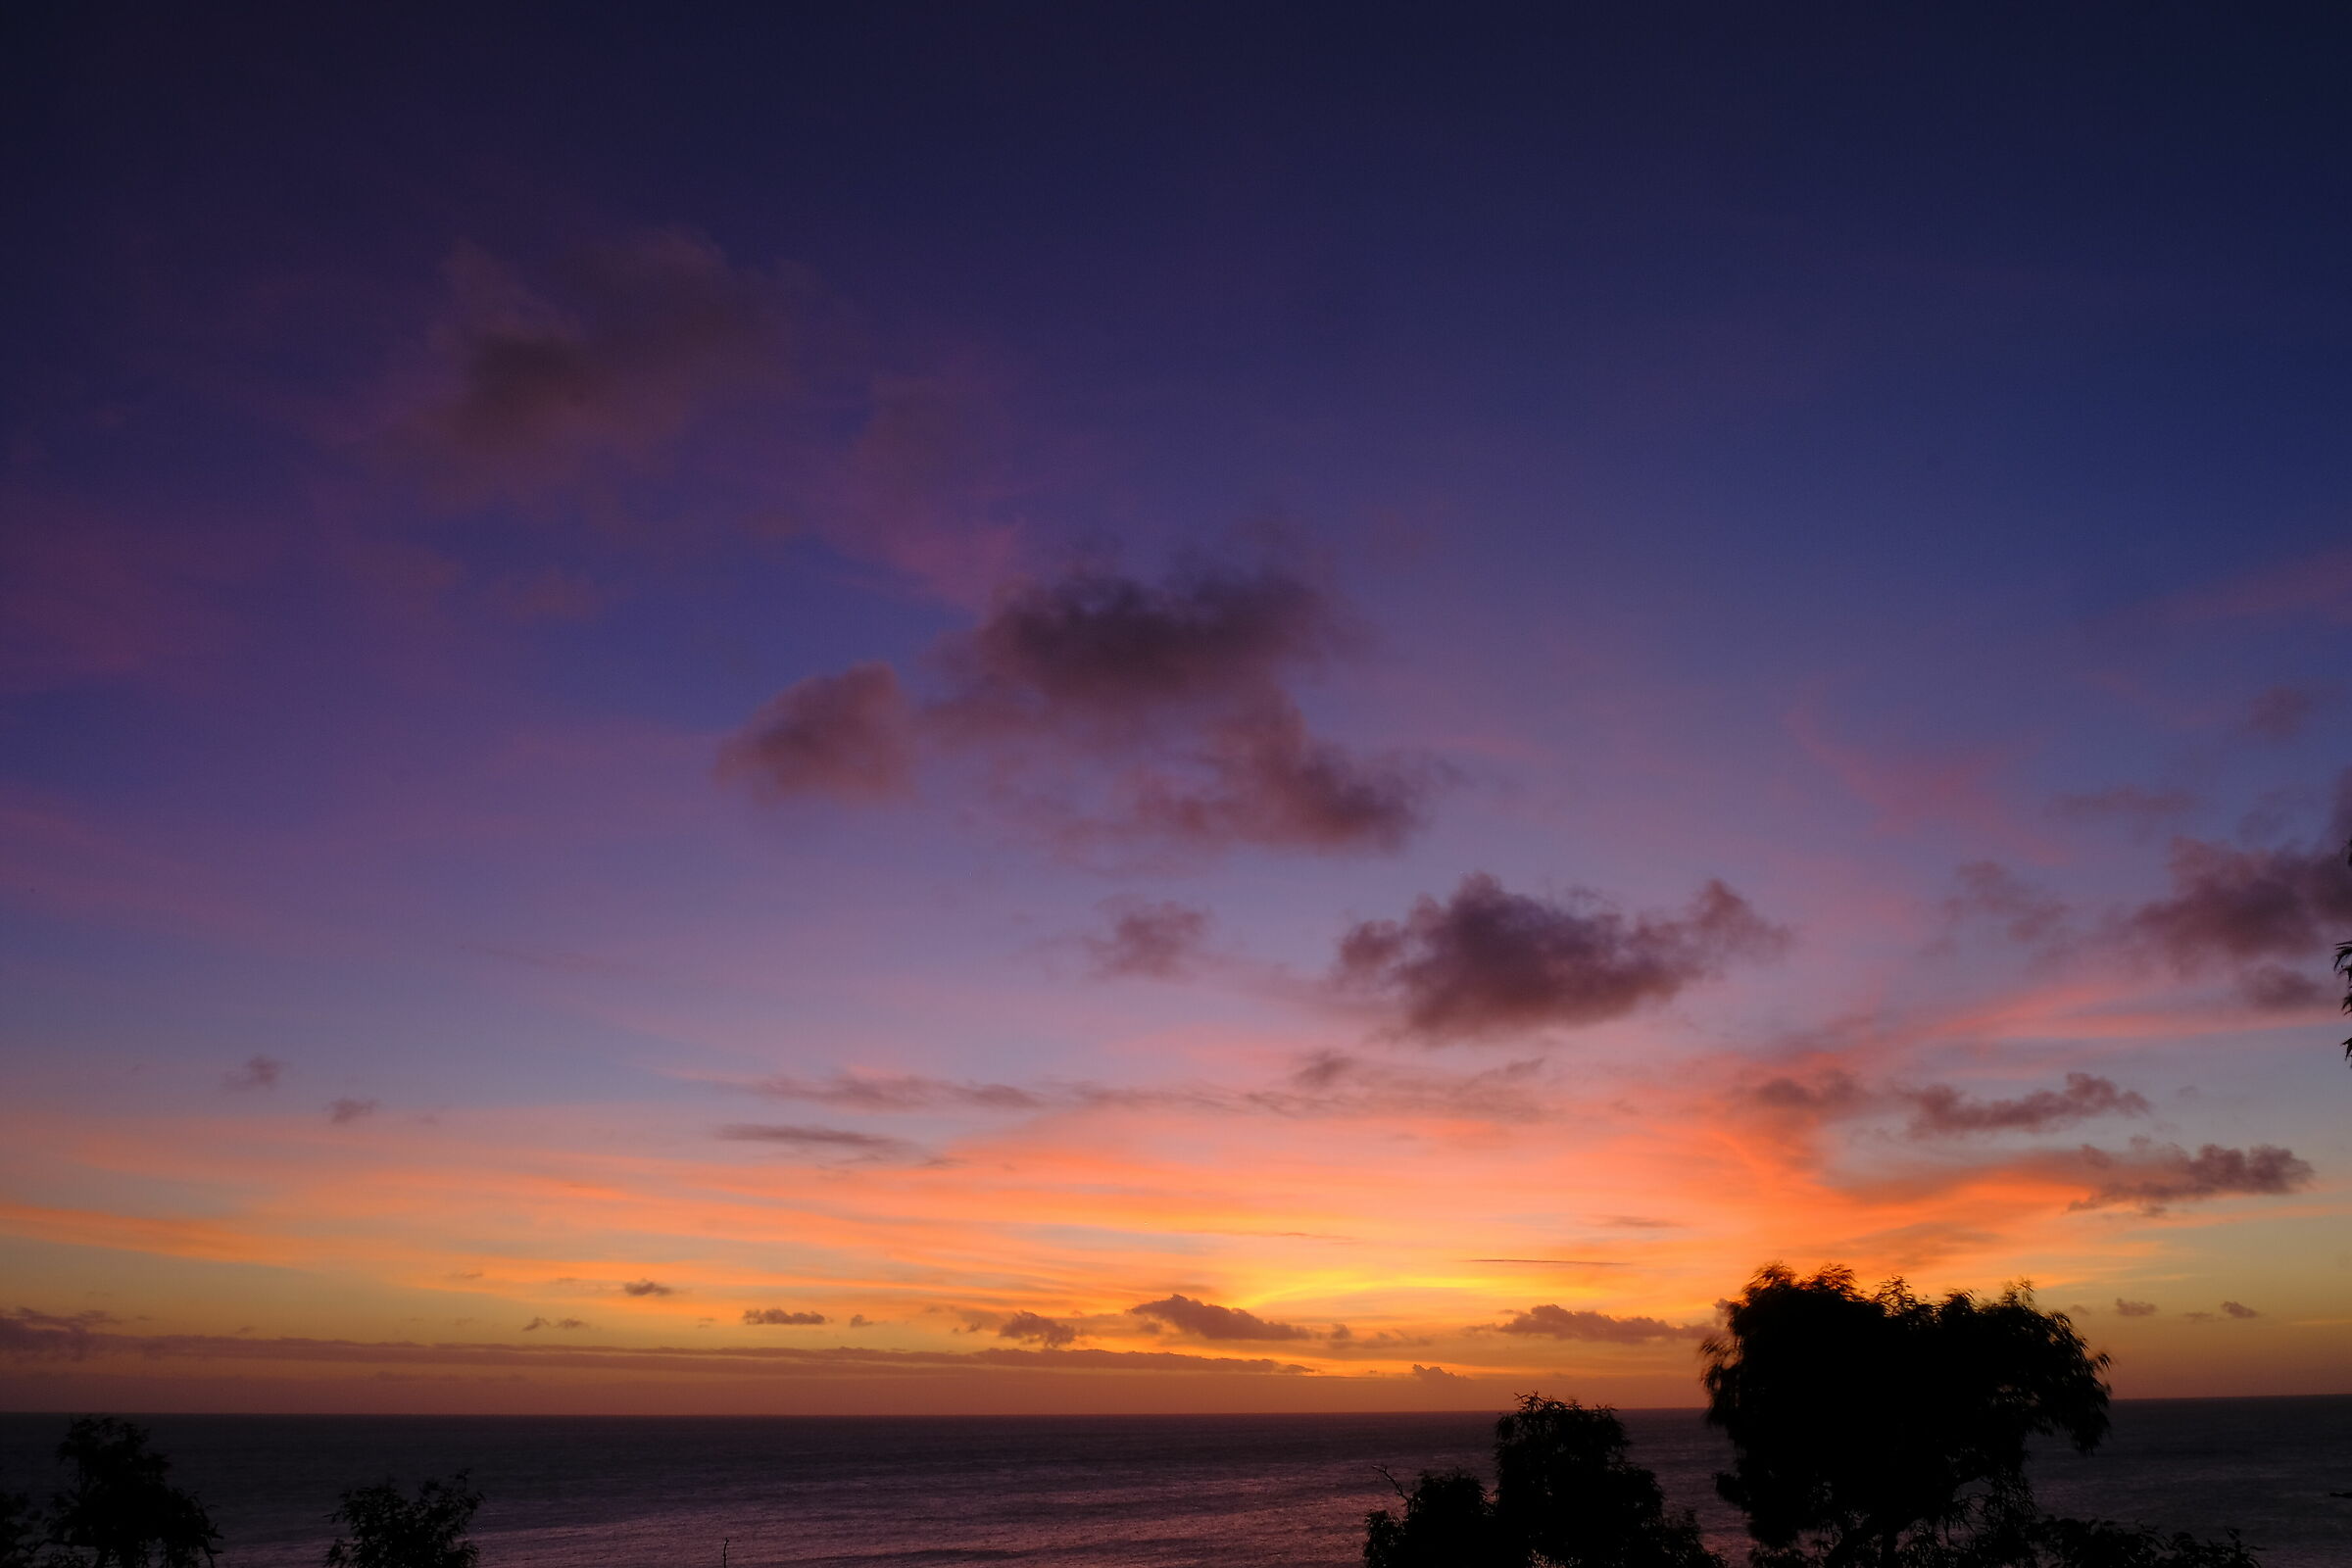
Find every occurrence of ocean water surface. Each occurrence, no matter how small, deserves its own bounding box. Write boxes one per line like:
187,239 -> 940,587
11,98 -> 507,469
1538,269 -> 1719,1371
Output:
2,1397 -> 2347,1566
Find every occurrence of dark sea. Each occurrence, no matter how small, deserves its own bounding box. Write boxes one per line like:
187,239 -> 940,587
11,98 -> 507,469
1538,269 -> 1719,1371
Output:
3,1398 -> 2348,1567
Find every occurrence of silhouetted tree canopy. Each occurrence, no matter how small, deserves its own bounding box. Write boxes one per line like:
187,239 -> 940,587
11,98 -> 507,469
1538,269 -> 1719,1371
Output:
1366,1466 -> 1515,1568
1365,1396 -> 1719,1568
2336,838 -> 2350,1064
44,1417 -> 220,1568
324,1473 -> 483,1568
1704,1266 -> 2110,1568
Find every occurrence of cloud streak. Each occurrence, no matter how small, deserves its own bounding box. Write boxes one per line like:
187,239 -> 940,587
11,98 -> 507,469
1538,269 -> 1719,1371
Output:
1903,1074 -> 2150,1138
1129,1295 -> 1315,1342
2067,1140 -> 2315,1214
1491,1304 -> 1703,1343
716,1124 -> 924,1162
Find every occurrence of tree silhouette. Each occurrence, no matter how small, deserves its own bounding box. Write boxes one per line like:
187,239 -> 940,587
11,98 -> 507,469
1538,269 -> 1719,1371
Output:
324,1473 -> 483,1568
1703,1266 -> 2109,1568
2025,1515 -> 2260,1567
45,1417 -> 220,1568
1365,1396 -> 1719,1568
2336,838 -> 2349,1065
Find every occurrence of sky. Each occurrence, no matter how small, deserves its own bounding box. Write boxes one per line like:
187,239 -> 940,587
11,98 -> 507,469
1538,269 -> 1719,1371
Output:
2,3 -> 2349,1416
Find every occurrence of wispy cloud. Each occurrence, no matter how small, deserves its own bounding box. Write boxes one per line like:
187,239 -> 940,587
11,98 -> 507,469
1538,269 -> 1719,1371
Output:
1903,1074 -> 2150,1138
222,1055 -> 285,1092
1490,1304 -> 1703,1343
2067,1140 -> 2315,1214
1085,900 -> 1212,979
1130,1294 -> 1316,1342
716,1123 -> 924,1162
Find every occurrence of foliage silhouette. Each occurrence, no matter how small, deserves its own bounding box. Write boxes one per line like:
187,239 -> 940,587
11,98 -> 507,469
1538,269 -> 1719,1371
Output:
1364,1395 -> 1720,1568
2336,838 -> 2350,1064
2019,1516 -> 2261,1568
323,1473 -> 483,1568
1703,1266 -> 2111,1567
1365,1466 -> 1515,1568
1698,1266 -> 2273,1568
44,1417 -> 220,1568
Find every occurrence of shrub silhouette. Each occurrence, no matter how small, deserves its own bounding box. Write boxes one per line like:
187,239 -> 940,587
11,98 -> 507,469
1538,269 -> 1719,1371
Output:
0,1491 -> 41,1568
43,1417 -> 220,1568
324,1473 -> 483,1568
1365,1395 -> 1720,1568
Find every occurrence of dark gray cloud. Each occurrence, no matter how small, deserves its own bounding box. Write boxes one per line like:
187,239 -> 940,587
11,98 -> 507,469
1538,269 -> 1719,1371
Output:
743,1308 -> 827,1326
1492,1304 -> 1702,1343
621,1279 -> 674,1298
1336,874 -> 1788,1041
1129,1294 -> 1314,1342
717,1123 -> 921,1161
2221,1300 -> 2260,1319
1126,701 -> 1431,854
1904,1073 -> 2150,1138
1086,900 -> 1212,979
2121,770 -> 2352,975
2069,1139 -> 2315,1214
936,564 -> 1339,729
1409,1363 -> 1466,1383
2114,1298 -> 2158,1318
721,560 -> 1436,857
222,1054 -> 284,1092
941,563 -> 1432,855
996,1311 -> 1078,1348
326,1098 -> 378,1125
2236,962 -> 2328,1010
2243,686 -> 2320,742
717,662 -> 915,803
397,230 -> 798,498
521,1317 -> 588,1331
1943,862 -> 2071,947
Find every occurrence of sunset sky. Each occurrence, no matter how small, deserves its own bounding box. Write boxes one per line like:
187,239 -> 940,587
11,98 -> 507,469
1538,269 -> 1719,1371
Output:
4,6 -> 2349,1415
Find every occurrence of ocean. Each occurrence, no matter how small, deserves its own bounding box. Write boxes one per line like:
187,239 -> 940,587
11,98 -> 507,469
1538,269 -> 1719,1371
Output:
2,1398 -> 2347,1566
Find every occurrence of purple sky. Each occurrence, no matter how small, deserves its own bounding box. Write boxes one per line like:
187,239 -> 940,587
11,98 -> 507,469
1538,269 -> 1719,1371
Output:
3,5 -> 2348,1413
